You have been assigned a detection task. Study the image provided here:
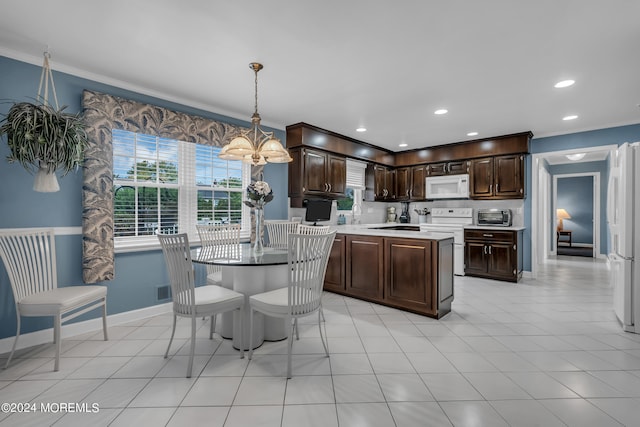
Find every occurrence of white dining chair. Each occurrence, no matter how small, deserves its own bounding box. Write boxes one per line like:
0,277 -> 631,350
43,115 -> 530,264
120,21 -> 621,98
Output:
157,233 -> 245,378
297,224 -> 331,235
196,224 -> 241,286
265,220 -> 300,249
0,228 -> 108,372
248,231 -> 336,378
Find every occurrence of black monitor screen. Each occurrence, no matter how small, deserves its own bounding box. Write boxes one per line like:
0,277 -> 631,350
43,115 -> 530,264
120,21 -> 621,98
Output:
304,199 -> 332,224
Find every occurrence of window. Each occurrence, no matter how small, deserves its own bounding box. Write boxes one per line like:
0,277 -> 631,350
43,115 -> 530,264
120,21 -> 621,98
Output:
338,159 -> 367,211
113,129 -> 250,250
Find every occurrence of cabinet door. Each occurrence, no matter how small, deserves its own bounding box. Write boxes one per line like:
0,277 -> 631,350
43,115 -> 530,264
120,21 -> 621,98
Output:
346,235 -> 384,300
469,157 -> 494,198
494,154 -> 524,198
395,167 -> 411,200
447,160 -> 468,175
303,149 -> 328,195
327,154 -> 346,196
384,238 -> 434,314
288,148 -> 303,200
464,240 -> 488,275
410,165 -> 427,200
386,169 -> 396,200
374,166 -> 387,200
487,242 -> 515,279
426,162 -> 447,176
324,234 -> 345,292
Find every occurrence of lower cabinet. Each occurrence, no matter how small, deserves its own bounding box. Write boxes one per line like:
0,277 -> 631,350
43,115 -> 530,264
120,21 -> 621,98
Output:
345,235 -> 384,300
323,234 -> 346,293
324,234 -> 454,318
464,229 -> 523,282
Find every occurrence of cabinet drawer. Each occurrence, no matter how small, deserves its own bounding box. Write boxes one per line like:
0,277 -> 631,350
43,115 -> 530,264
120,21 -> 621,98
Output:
464,229 -> 515,243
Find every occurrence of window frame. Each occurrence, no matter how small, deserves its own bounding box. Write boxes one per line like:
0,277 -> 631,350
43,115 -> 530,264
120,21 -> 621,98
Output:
112,130 -> 251,253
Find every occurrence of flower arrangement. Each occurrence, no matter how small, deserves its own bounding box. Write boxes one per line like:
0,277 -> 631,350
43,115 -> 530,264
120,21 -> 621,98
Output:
244,180 -> 274,209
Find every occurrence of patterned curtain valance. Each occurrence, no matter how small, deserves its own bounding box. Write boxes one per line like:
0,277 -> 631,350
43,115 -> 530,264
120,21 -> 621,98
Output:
81,89 -> 255,283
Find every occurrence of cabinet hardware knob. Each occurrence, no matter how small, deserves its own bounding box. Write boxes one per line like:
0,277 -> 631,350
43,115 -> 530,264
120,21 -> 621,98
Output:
484,245 -> 488,254
483,234 -> 493,237
489,246 -> 492,255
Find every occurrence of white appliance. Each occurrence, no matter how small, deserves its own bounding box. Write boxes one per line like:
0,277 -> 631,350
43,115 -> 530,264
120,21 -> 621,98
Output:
420,207 -> 473,276
425,174 -> 469,200
608,142 -> 640,332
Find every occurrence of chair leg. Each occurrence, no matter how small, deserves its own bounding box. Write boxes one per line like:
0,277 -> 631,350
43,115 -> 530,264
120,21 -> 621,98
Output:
187,315 -> 196,378
287,317 -> 294,379
54,314 -> 62,372
248,307 -> 255,360
164,314 -> 177,359
102,299 -> 109,341
318,309 -> 329,357
209,314 -> 216,340
294,318 -> 299,340
5,315 -> 21,369
238,307 -> 244,359
320,303 -> 325,322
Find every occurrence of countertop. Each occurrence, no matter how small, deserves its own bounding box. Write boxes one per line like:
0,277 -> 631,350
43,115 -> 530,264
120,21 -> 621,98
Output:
464,225 -> 526,231
331,223 -> 454,241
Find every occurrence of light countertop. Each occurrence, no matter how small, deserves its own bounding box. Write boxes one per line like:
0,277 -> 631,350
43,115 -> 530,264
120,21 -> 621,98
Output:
331,223 -> 454,241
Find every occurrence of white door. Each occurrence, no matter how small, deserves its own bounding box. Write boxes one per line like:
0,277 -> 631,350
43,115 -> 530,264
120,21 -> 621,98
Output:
611,253 -> 633,329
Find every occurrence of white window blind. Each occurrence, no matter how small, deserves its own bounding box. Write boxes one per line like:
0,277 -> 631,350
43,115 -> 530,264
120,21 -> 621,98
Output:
113,129 -> 250,251
346,159 -> 367,189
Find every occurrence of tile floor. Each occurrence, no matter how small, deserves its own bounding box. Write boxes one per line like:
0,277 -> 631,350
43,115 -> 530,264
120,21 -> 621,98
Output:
1,256 -> 640,426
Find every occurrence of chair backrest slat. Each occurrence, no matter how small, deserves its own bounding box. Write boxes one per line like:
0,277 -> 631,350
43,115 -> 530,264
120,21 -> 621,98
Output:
196,224 -> 241,275
287,232 -> 336,315
158,233 -> 196,315
0,229 -> 57,305
265,220 -> 300,249
297,224 -> 331,235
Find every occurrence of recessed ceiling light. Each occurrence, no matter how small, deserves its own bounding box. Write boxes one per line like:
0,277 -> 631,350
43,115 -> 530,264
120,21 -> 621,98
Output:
398,143 -> 408,148
467,132 -> 478,136
566,153 -> 586,161
356,127 -> 367,132
555,79 -> 575,88
434,109 -> 448,115
563,115 -> 578,121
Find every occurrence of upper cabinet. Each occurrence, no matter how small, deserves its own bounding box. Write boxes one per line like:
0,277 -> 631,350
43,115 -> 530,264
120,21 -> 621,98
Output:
469,154 -> 524,199
288,147 -> 346,207
396,165 -> 428,201
372,164 -> 396,201
426,160 -> 469,176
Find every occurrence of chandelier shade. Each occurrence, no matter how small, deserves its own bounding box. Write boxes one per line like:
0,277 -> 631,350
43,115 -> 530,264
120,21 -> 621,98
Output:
218,62 -> 292,165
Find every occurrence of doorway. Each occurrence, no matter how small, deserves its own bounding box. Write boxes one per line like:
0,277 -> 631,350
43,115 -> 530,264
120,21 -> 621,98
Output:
553,173 -> 599,257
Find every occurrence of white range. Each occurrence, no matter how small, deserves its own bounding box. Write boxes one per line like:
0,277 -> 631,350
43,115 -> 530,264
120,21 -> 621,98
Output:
420,207 -> 473,276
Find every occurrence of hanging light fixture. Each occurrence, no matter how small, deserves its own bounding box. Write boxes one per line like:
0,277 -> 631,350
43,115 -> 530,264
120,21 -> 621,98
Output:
219,63 -> 292,165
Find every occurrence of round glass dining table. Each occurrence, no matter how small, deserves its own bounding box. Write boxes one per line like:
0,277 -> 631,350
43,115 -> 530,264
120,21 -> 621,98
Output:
192,244 -> 289,350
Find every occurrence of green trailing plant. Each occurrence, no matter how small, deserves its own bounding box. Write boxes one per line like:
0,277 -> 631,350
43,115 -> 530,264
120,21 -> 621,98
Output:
0,101 -> 87,176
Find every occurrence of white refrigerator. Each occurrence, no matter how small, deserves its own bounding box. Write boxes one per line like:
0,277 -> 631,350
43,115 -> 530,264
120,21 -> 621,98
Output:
608,142 -> 640,332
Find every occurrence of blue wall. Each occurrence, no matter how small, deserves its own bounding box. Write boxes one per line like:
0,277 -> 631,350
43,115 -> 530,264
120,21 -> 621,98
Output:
0,55 -> 287,340
526,124 -> 640,269
556,176 -> 594,244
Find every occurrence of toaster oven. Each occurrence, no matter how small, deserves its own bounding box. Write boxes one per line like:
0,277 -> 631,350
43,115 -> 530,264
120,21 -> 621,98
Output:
477,209 -> 512,226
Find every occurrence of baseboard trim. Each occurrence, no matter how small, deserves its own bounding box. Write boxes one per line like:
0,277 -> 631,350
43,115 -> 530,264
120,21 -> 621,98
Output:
0,303 -> 172,354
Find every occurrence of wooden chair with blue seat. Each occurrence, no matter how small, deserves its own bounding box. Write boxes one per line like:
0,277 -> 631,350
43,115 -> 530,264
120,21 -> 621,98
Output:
0,228 -> 108,372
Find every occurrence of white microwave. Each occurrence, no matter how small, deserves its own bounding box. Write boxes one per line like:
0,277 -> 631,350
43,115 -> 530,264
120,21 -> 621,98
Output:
425,174 -> 469,199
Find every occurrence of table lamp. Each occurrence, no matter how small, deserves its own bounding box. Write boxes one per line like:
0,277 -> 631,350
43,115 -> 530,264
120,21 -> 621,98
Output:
556,208 -> 571,230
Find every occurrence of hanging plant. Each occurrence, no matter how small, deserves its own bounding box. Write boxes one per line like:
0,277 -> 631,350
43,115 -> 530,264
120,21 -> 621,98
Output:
0,52 -> 88,192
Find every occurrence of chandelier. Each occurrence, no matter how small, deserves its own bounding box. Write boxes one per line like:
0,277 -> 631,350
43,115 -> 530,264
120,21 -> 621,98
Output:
219,62 -> 292,165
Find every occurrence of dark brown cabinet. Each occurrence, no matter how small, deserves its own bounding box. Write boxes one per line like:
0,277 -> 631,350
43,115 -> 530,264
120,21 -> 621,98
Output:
469,155 -> 524,199
326,234 -> 453,318
324,234 -> 346,293
345,235 -> 384,300
288,147 -> 346,207
368,164 -> 395,201
426,160 -> 469,176
396,165 -> 428,201
464,229 -> 523,282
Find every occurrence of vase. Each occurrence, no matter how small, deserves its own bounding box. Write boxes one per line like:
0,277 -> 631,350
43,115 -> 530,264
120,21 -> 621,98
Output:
253,207 -> 264,255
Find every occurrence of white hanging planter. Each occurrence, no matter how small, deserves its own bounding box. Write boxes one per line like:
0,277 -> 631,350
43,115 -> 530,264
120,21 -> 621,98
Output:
0,51 -> 87,193
33,167 -> 60,193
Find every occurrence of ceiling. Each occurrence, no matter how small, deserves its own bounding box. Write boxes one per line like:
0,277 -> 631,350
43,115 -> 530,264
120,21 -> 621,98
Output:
1,0 -> 639,152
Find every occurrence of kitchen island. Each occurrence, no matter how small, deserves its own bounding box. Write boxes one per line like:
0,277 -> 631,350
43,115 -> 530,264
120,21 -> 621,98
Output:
324,224 -> 454,319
